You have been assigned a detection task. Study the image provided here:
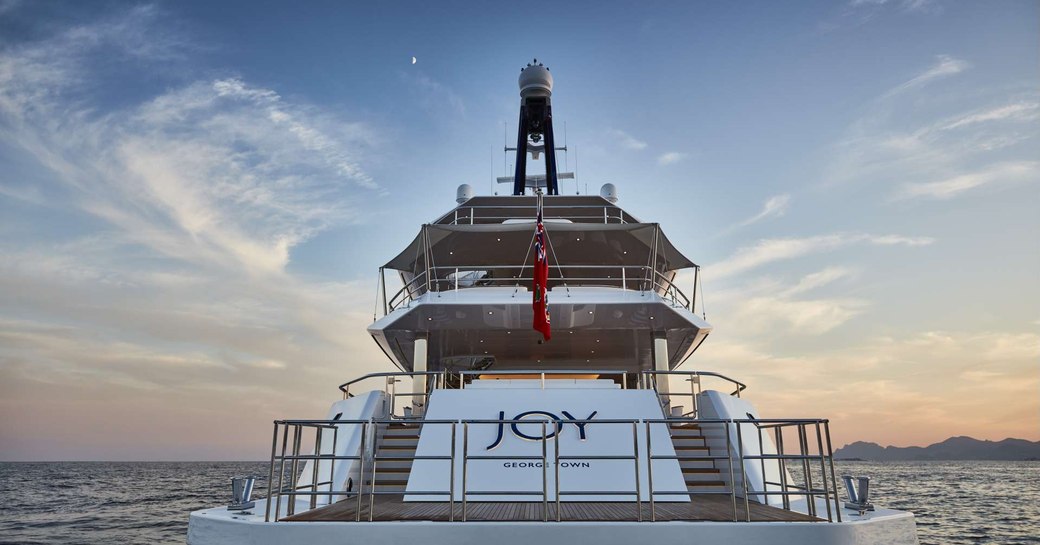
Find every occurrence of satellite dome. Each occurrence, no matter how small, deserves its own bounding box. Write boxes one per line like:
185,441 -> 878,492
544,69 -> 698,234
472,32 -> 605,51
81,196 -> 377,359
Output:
519,59 -> 553,99
456,184 -> 474,204
600,183 -> 618,203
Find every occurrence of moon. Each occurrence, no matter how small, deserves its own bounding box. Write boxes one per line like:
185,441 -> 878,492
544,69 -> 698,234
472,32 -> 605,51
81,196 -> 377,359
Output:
411,56 -> 417,65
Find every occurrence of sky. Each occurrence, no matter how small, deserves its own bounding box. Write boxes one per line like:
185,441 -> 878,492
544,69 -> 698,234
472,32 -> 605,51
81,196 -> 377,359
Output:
0,0 -> 1037,461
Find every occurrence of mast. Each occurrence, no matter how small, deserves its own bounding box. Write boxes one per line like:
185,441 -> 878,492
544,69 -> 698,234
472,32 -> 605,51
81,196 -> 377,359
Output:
512,59 -> 560,196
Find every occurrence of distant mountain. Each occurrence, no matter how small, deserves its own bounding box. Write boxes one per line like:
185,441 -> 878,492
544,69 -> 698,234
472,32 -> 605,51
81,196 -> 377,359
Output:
834,436 -> 1040,461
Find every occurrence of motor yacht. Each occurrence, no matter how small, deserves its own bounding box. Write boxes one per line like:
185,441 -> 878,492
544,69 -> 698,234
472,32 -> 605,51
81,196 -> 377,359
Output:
187,60 -> 919,545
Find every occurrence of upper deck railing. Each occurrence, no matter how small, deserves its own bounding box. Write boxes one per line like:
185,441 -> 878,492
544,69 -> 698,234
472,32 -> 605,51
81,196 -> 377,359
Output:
378,263 -> 698,318
432,202 -> 638,226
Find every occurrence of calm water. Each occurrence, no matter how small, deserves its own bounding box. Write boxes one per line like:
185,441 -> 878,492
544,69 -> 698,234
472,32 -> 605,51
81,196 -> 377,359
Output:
0,461 -> 1037,544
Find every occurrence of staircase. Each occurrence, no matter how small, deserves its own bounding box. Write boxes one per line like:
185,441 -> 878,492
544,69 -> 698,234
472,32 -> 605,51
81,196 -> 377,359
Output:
365,422 -> 420,494
365,421 -> 727,498
669,422 -> 728,495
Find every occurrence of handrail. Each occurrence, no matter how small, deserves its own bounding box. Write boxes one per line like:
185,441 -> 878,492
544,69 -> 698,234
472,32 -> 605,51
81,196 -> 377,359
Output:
640,370 -> 747,419
337,369 -> 746,400
432,203 -> 637,226
383,264 -> 694,315
645,370 -> 747,394
457,369 -> 630,390
338,371 -> 447,396
266,416 -> 840,524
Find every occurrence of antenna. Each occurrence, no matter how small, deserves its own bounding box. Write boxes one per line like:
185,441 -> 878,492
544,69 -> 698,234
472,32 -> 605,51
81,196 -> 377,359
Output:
575,146 -> 580,195
564,121 -> 568,171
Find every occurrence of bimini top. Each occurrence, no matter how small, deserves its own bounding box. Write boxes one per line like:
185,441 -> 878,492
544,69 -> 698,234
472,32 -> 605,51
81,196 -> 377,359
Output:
383,222 -> 697,274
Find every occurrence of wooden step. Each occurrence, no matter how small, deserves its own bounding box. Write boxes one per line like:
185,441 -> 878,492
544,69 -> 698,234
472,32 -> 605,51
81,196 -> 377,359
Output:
366,478 -> 408,486
678,459 -> 716,469
380,437 -> 420,446
373,455 -> 415,462
382,432 -> 418,440
687,481 -> 727,489
375,466 -> 412,473
381,431 -> 420,438
365,481 -> 408,492
370,460 -> 413,469
672,445 -> 710,451
682,467 -> 720,474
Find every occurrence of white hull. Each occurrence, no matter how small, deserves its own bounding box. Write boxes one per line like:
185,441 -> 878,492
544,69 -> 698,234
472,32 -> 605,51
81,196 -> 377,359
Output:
189,506 -> 918,545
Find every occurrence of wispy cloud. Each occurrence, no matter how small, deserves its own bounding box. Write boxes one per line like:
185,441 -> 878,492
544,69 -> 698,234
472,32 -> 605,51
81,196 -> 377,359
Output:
657,151 -> 687,165
896,161 -> 1040,200
737,194 -> 791,228
708,233 -> 933,279
0,6 -> 389,459
402,72 -> 466,117
781,266 -> 856,296
820,0 -> 940,33
849,0 -> 935,11
712,267 -> 866,336
884,55 -> 968,98
823,54 -> 1038,201
938,101 -> 1040,131
608,129 -> 648,150
0,13 -> 379,273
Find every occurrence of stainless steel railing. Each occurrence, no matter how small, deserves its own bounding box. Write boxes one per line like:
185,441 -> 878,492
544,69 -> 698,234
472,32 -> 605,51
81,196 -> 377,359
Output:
432,203 -> 637,226
461,420 -> 552,521
640,370 -> 747,418
338,371 -> 449,416
264,415 -> 841,524
383,264 -> 693,315
457,369 -> 631,390
336,370 -> 747,419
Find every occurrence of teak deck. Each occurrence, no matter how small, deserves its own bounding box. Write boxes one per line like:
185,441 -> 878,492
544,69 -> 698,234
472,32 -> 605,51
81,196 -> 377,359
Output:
284,495 -> 820,523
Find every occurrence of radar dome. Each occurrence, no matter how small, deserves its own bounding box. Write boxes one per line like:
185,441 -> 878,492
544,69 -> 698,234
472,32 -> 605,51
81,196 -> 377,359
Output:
519,59 -> 553,99
456,184 -> 474,204
599,183 -> 618,203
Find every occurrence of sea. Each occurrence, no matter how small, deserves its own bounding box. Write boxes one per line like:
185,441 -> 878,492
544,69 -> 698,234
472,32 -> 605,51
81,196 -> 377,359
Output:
0,461 -> 1037,544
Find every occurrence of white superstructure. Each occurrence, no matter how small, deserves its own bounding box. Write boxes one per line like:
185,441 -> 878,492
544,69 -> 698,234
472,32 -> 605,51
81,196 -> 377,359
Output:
188,61 -> 919,545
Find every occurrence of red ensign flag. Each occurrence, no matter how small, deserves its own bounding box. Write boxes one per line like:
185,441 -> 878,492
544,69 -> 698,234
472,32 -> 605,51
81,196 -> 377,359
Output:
533,198 -> 551,341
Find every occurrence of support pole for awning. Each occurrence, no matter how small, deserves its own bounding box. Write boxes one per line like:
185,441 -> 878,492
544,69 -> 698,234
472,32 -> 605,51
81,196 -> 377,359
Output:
413,333 -> 428,413
653,331 -> 670,402
422,225 -> 432,294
